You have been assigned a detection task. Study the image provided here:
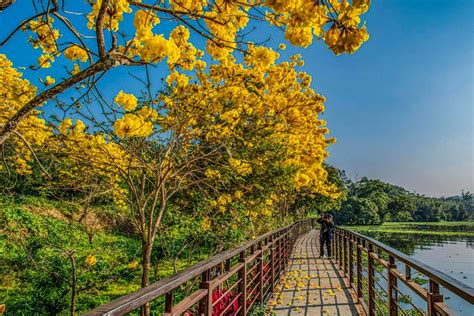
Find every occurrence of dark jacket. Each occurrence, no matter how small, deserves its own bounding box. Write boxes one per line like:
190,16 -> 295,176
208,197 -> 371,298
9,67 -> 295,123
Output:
317,218 -> 334,240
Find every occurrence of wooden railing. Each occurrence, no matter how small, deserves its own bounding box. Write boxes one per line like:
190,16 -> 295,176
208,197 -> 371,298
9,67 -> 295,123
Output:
332,227 -> 474,316
85,219 -> 314,315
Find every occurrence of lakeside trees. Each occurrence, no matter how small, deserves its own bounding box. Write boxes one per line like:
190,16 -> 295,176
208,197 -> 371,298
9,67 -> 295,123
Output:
331,177 -> 473,225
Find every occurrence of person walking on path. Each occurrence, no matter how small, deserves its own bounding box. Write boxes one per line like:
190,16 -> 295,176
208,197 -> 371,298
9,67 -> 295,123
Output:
317,214 -> 334,258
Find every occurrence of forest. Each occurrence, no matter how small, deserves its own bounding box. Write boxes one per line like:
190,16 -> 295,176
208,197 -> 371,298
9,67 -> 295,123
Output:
332,172 -> 473,225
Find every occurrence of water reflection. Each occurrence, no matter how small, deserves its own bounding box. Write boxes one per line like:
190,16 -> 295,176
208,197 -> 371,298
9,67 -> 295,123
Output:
349,225 -> 474,315
363,231 -> 474,257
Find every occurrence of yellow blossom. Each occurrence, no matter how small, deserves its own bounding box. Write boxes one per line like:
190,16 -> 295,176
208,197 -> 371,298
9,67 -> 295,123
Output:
38,54 -> 53,68
114,91 -> 138,111
138,106 -> 158,120
228,158 -> 252,176
72,64 -> 81,75
166,71 -> 189,88
85,254 -> 97,267
113,114 -> 153,138
201,217 -> 211,231
44,76 -> 55,86
64,45 -> 88,62
170,25 -> 190,45
205,169 -> 221,179
134,10 -> 160,40
87,0 -> 132,31
127,261 -> 139,269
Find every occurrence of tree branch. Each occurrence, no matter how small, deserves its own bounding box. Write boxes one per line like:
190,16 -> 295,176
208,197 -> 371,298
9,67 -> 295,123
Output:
95,0 -> 110,58
0,56 -> 118,145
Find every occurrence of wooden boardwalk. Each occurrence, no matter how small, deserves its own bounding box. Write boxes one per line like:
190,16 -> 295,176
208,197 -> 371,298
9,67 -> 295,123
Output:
267,229 -> 363,316
86,221 -> 473,316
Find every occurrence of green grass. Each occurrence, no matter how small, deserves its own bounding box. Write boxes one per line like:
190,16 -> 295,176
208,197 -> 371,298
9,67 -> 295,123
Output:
343,221 -> 474,237
0,196 -> 212,315
381,221 -> 474,227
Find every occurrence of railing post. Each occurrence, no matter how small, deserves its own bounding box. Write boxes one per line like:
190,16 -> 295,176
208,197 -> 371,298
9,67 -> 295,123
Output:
270,235 -> 275,294
343,232 -> 348,275
405,265 -> 411,281
165,291 -> 173,314
368,243 -> 375,316
239,251 -> 247,316
332,228 -> 336,260
427,279 -> 443,316
202,269 -> 213,316
388,255 -> 398,316
198,270 -> 210,315
348,234 -> 354,287
258,243 -> 264,304
357,237 -> 363,302
338,233 -> 343,271
276,234 -> 281,277
280,232 -> 284,274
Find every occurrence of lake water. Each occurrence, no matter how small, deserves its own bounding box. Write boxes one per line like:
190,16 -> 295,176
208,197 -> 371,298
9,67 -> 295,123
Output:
348,223 -> 474,315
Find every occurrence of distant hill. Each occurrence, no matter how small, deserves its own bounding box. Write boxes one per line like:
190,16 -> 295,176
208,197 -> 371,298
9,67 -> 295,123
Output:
328,173 -> 473,225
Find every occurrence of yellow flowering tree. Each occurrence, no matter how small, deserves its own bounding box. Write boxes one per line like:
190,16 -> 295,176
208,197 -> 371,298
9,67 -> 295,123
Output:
49,47 -> 345,302
0,2 -> 372,314
0,0 -> 371,149
0,55 -> 50,176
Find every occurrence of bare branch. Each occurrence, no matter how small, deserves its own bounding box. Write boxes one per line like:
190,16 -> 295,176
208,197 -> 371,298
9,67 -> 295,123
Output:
0,0 -> 15,12
12,130 -> 52,179
95,0 -> 110,58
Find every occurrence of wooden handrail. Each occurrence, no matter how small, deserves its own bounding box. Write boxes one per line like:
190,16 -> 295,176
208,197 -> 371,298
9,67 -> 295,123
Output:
84,219 -> 314,315
343,228 -> 474,302
333,227 -> 474,316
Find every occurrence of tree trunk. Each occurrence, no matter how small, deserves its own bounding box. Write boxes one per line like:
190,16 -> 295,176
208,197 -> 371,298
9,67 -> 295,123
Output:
140,241 -> 152,316
173,257 -> 178,274
141,242 -> 152,287
87,232 -> 93,245
70,254 -> 77,316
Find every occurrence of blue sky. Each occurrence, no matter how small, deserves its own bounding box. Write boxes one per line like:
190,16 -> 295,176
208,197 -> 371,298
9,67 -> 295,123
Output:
328,0 -> 474,197
1,1 -> 472,196
283,0 -> 473,196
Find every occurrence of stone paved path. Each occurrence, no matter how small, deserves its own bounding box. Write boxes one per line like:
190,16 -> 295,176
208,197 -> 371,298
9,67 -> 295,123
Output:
267,229 -> 363,316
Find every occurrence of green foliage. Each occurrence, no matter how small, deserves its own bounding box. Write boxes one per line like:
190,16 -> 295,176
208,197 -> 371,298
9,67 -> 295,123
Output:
335,176 -> 472,225
0,196 -> 141,315
386,196 -> 415,222
337,196 -> 382,225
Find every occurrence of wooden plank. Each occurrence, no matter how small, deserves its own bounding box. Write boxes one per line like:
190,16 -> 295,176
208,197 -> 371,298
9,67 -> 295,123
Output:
270,230 -> 363,316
